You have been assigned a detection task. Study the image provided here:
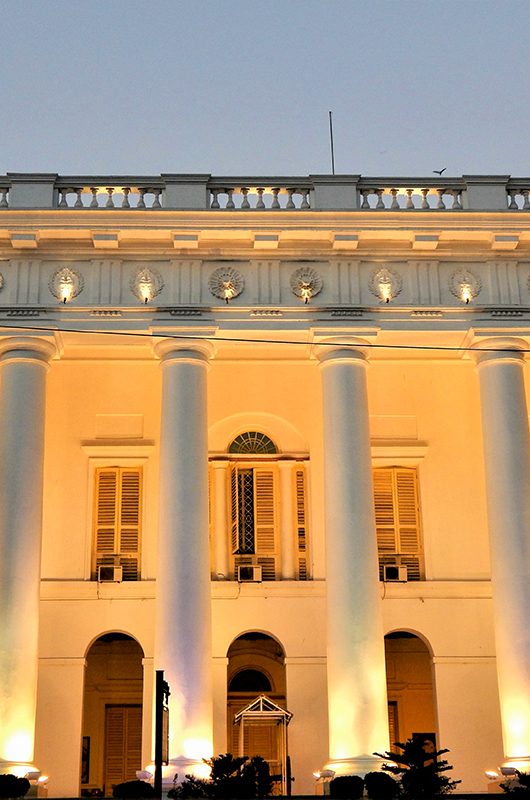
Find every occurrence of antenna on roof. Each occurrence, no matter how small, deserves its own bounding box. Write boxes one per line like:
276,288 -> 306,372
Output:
329,111 -> 336,175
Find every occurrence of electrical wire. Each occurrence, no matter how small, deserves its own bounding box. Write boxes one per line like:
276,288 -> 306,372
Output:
0,321 -> 529,355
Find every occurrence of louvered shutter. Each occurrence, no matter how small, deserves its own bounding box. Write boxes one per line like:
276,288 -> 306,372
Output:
254,467 -> 278,580
373,467 -> 422,580
93,467 -> 142,580
104,706 -> 142,792
295,467 -> 309,580
230,465 -> 240,555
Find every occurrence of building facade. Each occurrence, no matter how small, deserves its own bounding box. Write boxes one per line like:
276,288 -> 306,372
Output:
1,172 -> 530,796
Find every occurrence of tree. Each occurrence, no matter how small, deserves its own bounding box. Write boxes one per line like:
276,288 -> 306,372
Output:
501,771 -> 530,798
168,753 -> 273,799
374,738 -> 461,799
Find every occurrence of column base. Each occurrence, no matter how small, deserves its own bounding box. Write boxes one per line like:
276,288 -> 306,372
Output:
0,761 -> 40,778
501,758 -> 530,775
324,754 -> 387,777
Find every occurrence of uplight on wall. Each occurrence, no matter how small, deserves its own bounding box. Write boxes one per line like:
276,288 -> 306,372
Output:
130,267 -> 164,304
450,269 -> 481,305
49,267 -> 84,304
369,266 -> 402,304
290,266 -> 323,304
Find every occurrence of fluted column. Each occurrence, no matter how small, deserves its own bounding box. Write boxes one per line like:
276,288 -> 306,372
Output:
473,338 -> 530,768
154,340 -> 214,775
0,337 -> 55,774
317,339 -> 389,775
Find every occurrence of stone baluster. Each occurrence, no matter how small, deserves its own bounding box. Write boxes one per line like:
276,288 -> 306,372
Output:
436,189 -> 446,209
507,190 -> 518,210
271,187 -> 280,209
58,189 -> 69,208
137,189 -> 147,209
105,187 -> 115,208
389,188 -> 399,210
421,188 -> 429,209
240,188 -> 250,209
89,187 -> 99,208
256,188 -> 265,209
375,189 -> 384,210
225,189 -> 235,209
300,189 -> 310,209
522,190 -> 530,211
121,187 -> 131,208
0,188 -> 8,208
451,190 -> 462,210
360,190 -> 371,209
210,190 -> 221,209
405,188 -> 415,209
286,189 -> 296,209
152,189 -> 162,208
74,188 -> 83,208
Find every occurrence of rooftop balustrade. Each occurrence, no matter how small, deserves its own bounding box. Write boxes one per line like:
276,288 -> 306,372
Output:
0,173 -> 529,212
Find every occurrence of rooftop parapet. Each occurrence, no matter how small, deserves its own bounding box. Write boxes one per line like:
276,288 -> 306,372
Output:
0,173 -> 529,212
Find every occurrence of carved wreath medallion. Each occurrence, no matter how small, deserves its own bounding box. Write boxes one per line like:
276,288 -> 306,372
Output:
449,269 -> 482,302
290,266 -> 323,302
369,266 -> 403,302
208,267 -> 245,302
130,267 -> 164,303
49,266 -> 84,302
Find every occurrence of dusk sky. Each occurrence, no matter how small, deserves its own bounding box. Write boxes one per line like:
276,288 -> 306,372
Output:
1,1 -> 529,177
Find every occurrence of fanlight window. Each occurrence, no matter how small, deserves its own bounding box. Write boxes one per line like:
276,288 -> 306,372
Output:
228,432 -> 278,455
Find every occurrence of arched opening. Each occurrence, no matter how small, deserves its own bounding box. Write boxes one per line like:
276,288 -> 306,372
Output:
385,631 -> 437,748
227,633 -> 287,785
81,633 -> 144,796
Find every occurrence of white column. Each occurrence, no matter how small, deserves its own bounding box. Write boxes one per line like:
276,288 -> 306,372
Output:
317,339 -> 389,776
154,340 -> 214,777
278,460 -> 296,580
473,338 -> 530,768
211,460 -> 229,580
0,337 -> 55,774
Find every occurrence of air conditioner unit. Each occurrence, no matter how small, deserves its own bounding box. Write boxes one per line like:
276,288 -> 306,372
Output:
98,565 -> 123,582
237,565 -> 262,583
383,564 -> 408,582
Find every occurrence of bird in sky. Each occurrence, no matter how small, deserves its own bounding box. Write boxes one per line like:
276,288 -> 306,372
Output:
433,168 -> 447,175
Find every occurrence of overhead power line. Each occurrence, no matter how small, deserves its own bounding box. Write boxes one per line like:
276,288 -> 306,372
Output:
0,321 -> 528,355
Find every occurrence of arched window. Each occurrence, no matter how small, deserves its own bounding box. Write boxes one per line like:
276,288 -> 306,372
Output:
228,432 -> 278,455
229,669 -> 272,693
209,431 -> 310,581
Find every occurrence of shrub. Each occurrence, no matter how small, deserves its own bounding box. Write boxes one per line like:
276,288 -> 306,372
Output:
375,738 -> 460,800
168,754 -> 273,799
112,779 -> 155,799
0,775 -> 30,799
501,771 -> 530,797
364,771 -> 399,800
329,775 -> 364,799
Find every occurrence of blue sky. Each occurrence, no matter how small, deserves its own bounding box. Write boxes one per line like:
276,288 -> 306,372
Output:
1,0 -> 529,177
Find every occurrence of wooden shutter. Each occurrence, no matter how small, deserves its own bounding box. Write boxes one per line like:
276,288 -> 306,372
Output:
230,465 -> 240,555
295,467 -> 309,580
93,467 -> 142,580
104,705 -> 142,792
373,467 -> 422,580
254,467 -> 278,580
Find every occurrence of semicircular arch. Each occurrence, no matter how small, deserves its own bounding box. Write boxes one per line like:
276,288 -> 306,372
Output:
84,630 -> 145,658
209,413 -> 308,455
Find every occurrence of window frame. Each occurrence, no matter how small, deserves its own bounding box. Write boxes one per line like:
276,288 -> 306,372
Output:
82,445 -> 153,581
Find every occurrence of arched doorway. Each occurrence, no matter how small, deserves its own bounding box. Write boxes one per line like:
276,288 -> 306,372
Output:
81,633 -> 144,795
385,632 -> 437,748
227,633 -> 287,785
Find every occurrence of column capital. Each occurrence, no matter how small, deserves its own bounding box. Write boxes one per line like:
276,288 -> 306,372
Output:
315,336 -> 371,366
210,458 -> 229,471
471,336 -> 528,367
0,336 -> 57,366
154,336 -> 216,366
